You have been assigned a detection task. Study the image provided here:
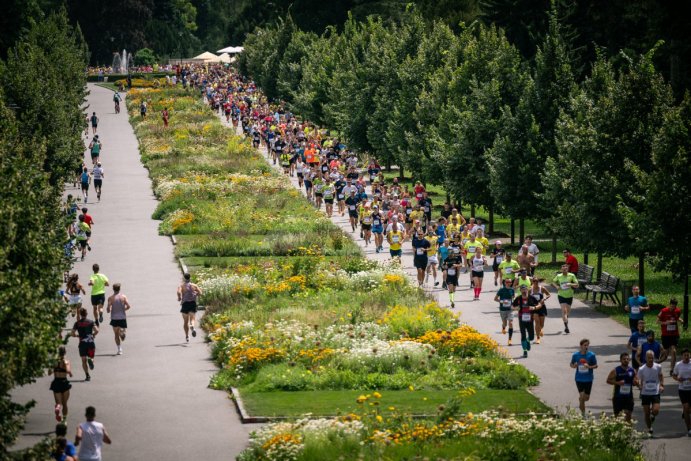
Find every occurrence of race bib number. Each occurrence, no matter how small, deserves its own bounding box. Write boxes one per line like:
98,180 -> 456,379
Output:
338,194 -> 344,200
560,283 -> 570,290
578,364 -> 589,373
495,256 -> 503,264
424,206 -> 430,213
630,306 -> 640,315
644,381 -> 658,392
406,209 -> 412,215
667,324 -> 676,331
473,261 -> 483,270
363,217 -> 372,224
349,205 -> 356,210
619,384 -> 632,395
504,267 -> 513,275
447,268 -> 456,276
682,379 -> 691,390
416,248 -> 425,255
373,219 -> 381,226
416,193 -> 422,199
521,313 -> 531,322
501,300 -> 511,308
532,294 -> 541,301
391,235 -> 400,243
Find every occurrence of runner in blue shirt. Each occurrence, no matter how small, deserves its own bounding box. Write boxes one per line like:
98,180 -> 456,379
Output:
627,319 -> 648,369
625,285 -> 649,332
606,352 -> 638,422
639,331 -> 666,365
570,338 -> 598,416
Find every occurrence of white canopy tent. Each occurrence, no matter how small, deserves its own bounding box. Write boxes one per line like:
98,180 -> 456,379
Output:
216,46 -> 244,54
191,51 -> 219,62
217,53 -> 231,63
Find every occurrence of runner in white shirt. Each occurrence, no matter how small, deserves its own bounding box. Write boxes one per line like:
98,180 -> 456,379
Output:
92,163 -> 104,201
672,348 -> 691,437
638,350 -> 664,437
75,406 -> 111,461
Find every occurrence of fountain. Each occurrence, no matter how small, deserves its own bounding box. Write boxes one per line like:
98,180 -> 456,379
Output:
111,49 -> 131,74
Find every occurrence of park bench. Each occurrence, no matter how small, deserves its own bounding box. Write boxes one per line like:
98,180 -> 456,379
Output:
576,264 -> 594,289
585,271 -> 620,306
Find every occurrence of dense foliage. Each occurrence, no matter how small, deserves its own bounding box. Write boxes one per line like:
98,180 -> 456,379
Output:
0,9 -> 86,456
240,7 -> 691,293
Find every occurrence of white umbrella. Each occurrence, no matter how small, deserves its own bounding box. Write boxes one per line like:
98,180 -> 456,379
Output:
218,53 -> 231,63
216,46 -> 244,54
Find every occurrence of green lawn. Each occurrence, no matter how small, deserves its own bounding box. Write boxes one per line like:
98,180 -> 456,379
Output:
238,388 -> 547,418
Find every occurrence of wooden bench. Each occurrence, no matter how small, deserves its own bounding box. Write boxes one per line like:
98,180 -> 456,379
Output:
585,271 -> 620,306
576,264 -> 594,289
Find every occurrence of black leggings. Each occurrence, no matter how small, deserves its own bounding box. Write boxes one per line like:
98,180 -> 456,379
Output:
519,320 -> 534,344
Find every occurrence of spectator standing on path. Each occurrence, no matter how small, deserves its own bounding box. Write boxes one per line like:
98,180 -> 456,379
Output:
606,352 -> 637,423
671,349 -> 691,437
75,406 -> 111,461
106,283 -> 131,355
89,264 -> 109,326
177,273 -> 202,342
162,107 -> 169,128
68,308 -> 98,381
658,298 -> 683,375
55,423 -> 77,459
90,112 -> 98,134
552,264 -> 578,334
625,285 -> 649,332
140,100 -> 147,118
570,338 -> 598,416
638,350 -> 664,438
563,249 -> 579,275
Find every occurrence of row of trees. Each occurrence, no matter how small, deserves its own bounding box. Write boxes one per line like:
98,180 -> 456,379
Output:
239,7 -> 690,315
0,9 -> 87,456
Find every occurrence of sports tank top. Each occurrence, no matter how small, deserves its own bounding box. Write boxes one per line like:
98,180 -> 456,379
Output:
110,294 -> 127,320
181,283 -> 198,303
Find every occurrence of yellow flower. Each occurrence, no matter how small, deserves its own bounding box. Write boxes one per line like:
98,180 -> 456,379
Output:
376,415 -> 383,423
408,385 -> 415,391
372,391 -> 382,399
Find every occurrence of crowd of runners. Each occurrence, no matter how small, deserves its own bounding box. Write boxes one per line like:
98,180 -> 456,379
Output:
173,63 -> 691,437
51,92 -> 204,461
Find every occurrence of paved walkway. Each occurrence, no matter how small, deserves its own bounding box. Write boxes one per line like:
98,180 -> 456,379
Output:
12,84 -> 251,460
220,117 -> 687,459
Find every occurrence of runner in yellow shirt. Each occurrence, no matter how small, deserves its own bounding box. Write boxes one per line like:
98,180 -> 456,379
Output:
88,263 -> 110,326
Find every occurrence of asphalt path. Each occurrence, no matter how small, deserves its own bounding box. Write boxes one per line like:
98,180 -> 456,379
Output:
11,84 -> 251,460
220,115 -> 689,460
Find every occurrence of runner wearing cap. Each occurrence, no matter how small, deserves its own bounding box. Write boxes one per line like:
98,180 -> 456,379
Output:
491,240 -> 505,286
371,205 -> 384,252
494,278 -> 515,345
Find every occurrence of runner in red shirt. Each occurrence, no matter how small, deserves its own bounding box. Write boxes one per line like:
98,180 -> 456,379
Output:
563,249 -> 579,275
658,298 -> 684,375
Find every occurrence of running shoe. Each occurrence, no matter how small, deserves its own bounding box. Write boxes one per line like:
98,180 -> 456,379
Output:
98,312 -> 103,323
536,338 -> 541,344
502,328 -> 506,334
117,348 -> 122,355
191,326 -> 197,337
87,245 -> 91,251
687,429 -> 691,437
450,302 -> 455,308
186,336 -> 189,343
508,339 -> 512,346
523,351 -> 528,358
55,404 -> 62,422
648,429 -> 654,438
434,282 -> 439,287
87,358 -> 94,370
564,327 -> 570,334
494,280 -> 498,286
85,374 -> 91,382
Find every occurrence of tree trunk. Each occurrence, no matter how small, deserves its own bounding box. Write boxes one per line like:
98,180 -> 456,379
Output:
386,159 -> 391,171
510,218 -> 515,245
399,166 -> 404,181
446,192 -> 451,206
583,252 -> 588,265
471,204 -> 476,218
597,252 -> 603,279
519,218 -> 525,245
551,234 -> 557,263
638,253 -> 645,295
489,205 -> 494,234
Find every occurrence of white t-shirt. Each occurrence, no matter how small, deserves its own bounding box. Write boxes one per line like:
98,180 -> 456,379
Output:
92,167 -> 104,180
78,421 -> 106,461
673,360 -> 691,391
638,363 -> 662,395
